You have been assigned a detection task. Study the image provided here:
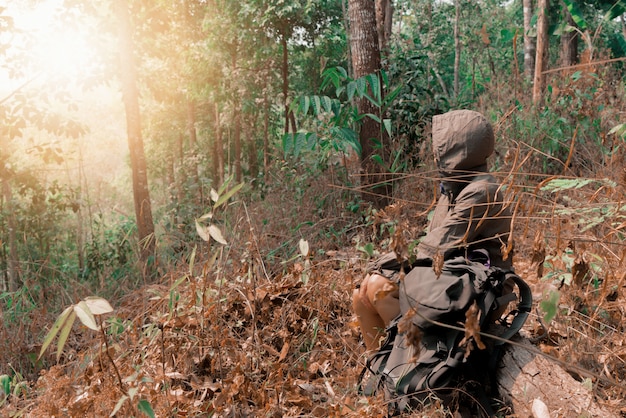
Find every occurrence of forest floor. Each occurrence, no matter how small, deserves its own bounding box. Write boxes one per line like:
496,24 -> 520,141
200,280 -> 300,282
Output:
4,176 -> 626,417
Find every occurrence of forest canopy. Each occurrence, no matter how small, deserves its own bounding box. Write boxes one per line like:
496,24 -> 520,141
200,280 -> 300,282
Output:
1,0 -> 625,416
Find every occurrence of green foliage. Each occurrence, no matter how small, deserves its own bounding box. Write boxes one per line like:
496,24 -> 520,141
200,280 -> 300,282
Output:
195,175 -> 245,246
540,289 -> 561,324
38,296 -> 113,362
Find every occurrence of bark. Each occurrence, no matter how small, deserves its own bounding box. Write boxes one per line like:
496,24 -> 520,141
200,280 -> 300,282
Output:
233,98 -> 242,183
375,0 -> 393,54
214,103 -> 224,186
281,32 -> 292,135
2,177 -> 19,292
263,87 -> 269,182
523,0 -> 536,79
497,337 -> 617,417
453,0 -> 460,98
559,6 -> 578,67
116,0 -> 156,269
348,0 -> 391,208
532,0 -> 549,104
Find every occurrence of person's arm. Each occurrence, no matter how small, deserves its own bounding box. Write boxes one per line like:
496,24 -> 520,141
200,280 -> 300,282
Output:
416,181 -> 498,260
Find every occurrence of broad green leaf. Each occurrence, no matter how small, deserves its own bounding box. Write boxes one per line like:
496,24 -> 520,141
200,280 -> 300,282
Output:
195,220 -> 211,242
56,310 -> 77,362
39,305 -> 73,360
209,224 -> 228,245
347,81 -> 356,101
137,399 -> 155,418
312,96 -> 321,115
321,96 -> 332,113
539,290 -> 560,324
110,395 -> 129,417
364,113 -> 381,123
84,297 -> 114,315
300,95 -> 310,116
609,123 -> 626,138
355,77 -> 367,97
540,178 -> 594,192
1,374 -> 10,396
365,73 -> 381,103
562,0 -> 587,29
383,119 -> 392,136
213,182 -> 244,209
74,301 -> 99,331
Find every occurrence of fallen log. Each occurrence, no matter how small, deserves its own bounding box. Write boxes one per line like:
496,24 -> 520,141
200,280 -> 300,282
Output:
496,337 -> 617,417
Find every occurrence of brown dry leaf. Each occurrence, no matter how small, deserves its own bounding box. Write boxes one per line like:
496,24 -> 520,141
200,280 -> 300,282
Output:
530,230 -> 546,278
433,250 -> 444,277
373,280 -> 398,303
278,340 -> 290,362
459,301 -> 485,358
572,252 -> 589,287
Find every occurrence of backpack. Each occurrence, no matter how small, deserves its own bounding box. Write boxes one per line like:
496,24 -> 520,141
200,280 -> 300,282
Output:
359,254 -> 532,416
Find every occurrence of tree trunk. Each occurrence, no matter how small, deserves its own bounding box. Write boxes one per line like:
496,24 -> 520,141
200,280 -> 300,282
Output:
281,31 -> 292,135
247,113 -> 259,182
532,0 -> 549,104
263,86 -> 269,182
453,0 -> 460,99
115,0 -> 155,271
523,0 -> 536,79
348,0 -> 391,208
214,103 -> 224,186
559,6 -> 578,67
233,98 -> 242,183
375,0 -> 393,54
497,337 -> 617,417
2,177 -> 19,292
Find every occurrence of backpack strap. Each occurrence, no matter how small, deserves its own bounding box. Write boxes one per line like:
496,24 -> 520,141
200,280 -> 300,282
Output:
494,272 -> 532,345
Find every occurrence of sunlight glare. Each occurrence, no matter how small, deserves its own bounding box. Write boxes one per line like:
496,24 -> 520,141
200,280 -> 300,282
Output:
11,0 -> 97,83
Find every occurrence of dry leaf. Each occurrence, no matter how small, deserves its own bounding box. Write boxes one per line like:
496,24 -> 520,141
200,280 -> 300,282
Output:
459,301 -> 485,358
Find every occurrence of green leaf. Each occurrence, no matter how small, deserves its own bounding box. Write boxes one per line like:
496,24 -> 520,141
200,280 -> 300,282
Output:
562,0 -> 587,30
539,178 -> 617,193
56,310 -> 77,362
320,96 -> 332,113
110,395 -> 129,417
311,95 -> 321,115
137,399 -> 155,418
300,96 -> 310,116
539,290 -> 560,324
364,113 -> 381,123
383,119 -> 392,136
355,77 -> 367,97
608,123 -> 626,138
213,181 -> 244,209
366,73 -> 381,103
38,305 -> 73,360
74,301 -> 99,331
83,297 -> 114,315
347,81 -> 356,101
1,374 -> 10,396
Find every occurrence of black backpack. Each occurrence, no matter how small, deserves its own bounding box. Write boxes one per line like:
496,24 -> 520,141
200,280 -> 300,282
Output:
359,255 -> 532,416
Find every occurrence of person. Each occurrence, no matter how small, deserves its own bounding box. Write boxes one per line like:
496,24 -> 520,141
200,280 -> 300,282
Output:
352,109 -> 514,351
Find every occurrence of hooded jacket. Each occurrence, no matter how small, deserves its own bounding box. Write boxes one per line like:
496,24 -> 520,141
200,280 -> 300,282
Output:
416,110 -> 513,269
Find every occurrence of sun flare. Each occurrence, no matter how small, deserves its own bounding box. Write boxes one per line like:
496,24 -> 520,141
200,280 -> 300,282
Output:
10,0 -> 97,84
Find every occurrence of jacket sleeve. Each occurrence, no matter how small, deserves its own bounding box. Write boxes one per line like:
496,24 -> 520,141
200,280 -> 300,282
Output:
416,181 -> 496,260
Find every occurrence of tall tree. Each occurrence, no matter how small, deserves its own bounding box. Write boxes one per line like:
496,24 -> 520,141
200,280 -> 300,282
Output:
533,0 -> 549,103
348,0 -> 391,208
524,0 -> 536,79
115,0 -> 155,269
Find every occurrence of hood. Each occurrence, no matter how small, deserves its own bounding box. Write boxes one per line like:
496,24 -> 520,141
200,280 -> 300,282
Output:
432,110 -> 494,175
